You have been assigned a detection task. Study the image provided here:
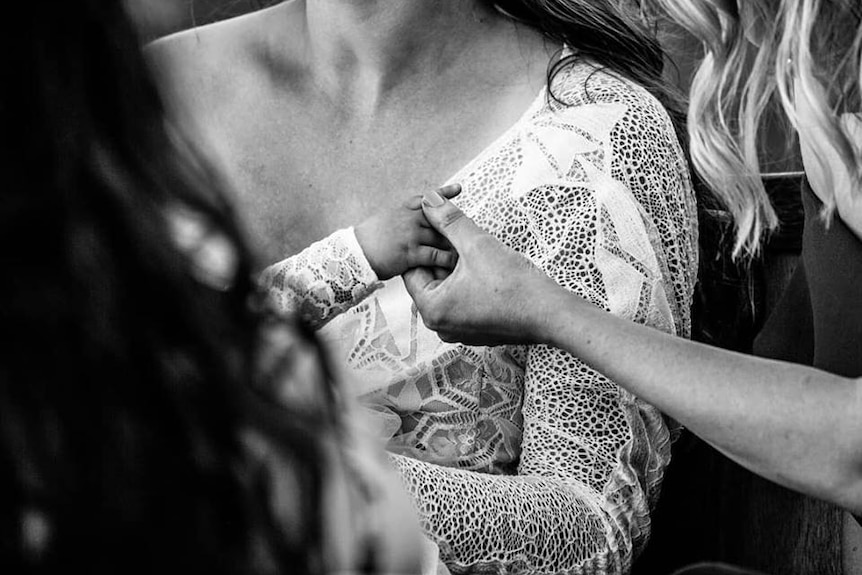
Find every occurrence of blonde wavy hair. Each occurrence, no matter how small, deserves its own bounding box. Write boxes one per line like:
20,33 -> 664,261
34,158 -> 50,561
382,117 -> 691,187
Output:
649,0 -> 862,258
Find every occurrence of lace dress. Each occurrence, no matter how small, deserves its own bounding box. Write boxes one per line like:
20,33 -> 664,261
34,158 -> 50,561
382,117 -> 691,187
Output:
262,60 -> 698,575
168,209 -> 443,575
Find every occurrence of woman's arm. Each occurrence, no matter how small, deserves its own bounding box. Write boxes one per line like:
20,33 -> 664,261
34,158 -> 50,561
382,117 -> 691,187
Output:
396,86 -> 698,573
390,451 -> 632,573
542,287 -> 862,514
405,192 -> 862,516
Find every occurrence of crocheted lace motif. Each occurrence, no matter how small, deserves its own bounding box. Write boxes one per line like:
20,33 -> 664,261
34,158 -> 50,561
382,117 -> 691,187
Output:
261,60 -> 698,574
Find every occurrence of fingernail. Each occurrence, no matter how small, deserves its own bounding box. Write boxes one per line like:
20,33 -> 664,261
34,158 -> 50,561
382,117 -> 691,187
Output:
423,189 -> 445,207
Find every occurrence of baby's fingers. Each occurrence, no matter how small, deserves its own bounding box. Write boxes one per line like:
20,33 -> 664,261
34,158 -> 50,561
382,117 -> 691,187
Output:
431,267 -> 453,281
407,245 -> 458,270
416,227 -> 453,250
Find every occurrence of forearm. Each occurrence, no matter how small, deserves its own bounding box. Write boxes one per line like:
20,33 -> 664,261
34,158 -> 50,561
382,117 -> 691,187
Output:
537,287 -> 862,512
390,453 -> 629,574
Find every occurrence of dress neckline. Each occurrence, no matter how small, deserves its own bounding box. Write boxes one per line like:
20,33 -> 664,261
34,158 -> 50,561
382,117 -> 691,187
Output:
443,84 -> 548,190
442,47 -> 577,190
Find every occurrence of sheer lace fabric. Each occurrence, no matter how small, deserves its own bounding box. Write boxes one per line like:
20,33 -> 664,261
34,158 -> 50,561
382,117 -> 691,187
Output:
165,215 -> 426,573
262,61 -> 697,574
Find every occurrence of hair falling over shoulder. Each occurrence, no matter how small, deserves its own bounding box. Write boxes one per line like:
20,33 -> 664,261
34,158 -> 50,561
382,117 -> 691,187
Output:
649,0 -> 862,258
488,0 -> 689,152
774,0 -> 862,218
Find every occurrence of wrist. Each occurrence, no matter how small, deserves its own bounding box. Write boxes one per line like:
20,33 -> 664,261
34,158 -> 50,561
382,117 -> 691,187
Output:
535,287 -> 591,350
525,282 -> 569,346
352,223 -> 386,279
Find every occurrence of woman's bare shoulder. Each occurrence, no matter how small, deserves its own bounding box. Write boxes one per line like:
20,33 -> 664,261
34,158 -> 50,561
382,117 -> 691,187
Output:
145,2 -> 302,113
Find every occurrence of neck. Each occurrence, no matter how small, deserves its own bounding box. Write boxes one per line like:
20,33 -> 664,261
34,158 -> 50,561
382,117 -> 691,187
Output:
300,0 -> 504,103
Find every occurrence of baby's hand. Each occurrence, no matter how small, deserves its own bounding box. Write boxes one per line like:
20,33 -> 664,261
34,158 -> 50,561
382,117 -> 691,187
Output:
355,184 -> 461,280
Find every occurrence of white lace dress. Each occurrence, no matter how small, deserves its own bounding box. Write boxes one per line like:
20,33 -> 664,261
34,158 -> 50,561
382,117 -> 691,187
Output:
262,61 -> 698,575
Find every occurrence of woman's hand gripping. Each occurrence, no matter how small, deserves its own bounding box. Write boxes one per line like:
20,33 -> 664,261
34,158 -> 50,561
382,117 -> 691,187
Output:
355,184 -> 462,280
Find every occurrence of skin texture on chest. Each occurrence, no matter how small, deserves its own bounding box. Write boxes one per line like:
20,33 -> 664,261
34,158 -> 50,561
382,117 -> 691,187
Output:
150,1 -> 552,263
210,83 -> 544,262
214,107 -> 462,262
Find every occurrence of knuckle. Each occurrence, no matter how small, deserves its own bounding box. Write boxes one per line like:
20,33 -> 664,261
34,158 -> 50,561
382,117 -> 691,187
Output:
427,248 -> 440,264
440,209 -> 464,229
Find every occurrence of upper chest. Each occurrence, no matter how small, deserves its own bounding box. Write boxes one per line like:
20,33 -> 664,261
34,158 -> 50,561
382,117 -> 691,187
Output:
197,75 -> 545,262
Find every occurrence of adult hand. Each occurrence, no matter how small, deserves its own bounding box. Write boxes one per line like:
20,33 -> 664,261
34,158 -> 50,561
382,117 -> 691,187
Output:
355,184 -> 462,280
402,189 -> 561,346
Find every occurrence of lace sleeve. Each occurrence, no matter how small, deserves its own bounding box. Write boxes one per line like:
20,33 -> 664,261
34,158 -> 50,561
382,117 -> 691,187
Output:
260,227 -> 382,328
392,74 -> 698,574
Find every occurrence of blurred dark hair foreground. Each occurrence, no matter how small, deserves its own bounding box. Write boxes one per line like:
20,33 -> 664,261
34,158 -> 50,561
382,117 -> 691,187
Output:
0,2 -> 336,573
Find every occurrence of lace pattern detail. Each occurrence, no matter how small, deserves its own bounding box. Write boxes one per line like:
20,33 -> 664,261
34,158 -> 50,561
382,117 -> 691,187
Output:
390,62 -> 695,574
261,227 -> 382,328
261,60 -> 698,574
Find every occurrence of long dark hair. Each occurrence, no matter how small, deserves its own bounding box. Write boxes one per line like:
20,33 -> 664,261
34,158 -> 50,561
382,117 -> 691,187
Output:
0,2 -> 333,573
490,0 -> 688,146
